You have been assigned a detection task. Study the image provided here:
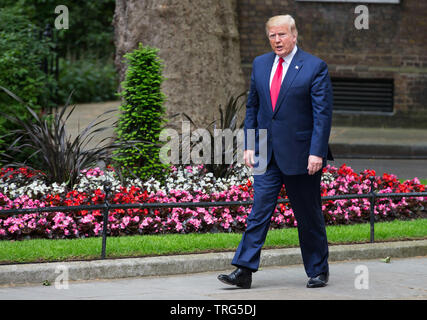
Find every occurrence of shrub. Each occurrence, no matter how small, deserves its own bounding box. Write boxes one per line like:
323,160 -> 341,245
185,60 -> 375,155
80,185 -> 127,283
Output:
57,58 -> 118,104
1,0 -> 116,61
0,7 -> 55,159
114,43 -> 168,182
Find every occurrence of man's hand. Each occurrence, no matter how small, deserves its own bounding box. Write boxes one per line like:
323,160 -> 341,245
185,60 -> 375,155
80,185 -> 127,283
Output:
244,150 -> 255,168
307,155 -> 323,175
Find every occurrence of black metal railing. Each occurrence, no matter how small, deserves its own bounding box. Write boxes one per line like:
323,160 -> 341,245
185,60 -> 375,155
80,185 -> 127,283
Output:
1,177 -> 426,259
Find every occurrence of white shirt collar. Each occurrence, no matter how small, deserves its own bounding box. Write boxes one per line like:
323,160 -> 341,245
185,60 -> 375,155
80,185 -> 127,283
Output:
275,45 -> 298,65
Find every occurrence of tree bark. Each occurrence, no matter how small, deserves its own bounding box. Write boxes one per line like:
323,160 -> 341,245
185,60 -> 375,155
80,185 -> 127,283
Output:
113,0 -> 245,127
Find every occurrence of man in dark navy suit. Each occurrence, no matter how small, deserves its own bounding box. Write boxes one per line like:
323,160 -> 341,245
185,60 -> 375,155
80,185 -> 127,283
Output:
218,15 -> 333,289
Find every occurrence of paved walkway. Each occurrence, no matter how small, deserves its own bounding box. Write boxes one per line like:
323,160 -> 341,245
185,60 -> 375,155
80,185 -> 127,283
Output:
66,100 -> 120,149
1,256 -> 426,300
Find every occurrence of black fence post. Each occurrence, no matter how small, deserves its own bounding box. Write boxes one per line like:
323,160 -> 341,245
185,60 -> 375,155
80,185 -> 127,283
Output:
369,176 -> 376,243
101,182 -> 112,259
40,23 -> 60,114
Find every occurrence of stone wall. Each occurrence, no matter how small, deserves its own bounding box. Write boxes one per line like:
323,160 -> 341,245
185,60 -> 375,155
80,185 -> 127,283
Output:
236,0 -> 427,128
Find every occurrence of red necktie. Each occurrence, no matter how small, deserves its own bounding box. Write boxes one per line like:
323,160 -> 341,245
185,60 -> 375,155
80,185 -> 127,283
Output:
270,57 -> 284,111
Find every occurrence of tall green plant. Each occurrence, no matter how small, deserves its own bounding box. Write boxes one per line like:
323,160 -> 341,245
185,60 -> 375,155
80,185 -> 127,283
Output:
114,43 -> 168,181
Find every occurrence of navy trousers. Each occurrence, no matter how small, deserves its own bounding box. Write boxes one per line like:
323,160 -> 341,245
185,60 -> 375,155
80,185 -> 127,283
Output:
231,155 -> 329,278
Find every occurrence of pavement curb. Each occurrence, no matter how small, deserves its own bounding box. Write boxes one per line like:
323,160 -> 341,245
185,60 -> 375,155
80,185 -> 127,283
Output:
1,239 -> 426,286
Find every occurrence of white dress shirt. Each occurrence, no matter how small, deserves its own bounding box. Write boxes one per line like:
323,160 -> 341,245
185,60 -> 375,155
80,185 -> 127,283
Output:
269,45 -> 298,88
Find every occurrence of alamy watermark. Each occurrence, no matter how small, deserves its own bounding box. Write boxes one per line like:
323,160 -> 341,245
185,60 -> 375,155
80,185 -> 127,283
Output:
354,265 -> 369,290
54,265 -> 69,289
54,5 -> 69,30
354,5 -> 369,30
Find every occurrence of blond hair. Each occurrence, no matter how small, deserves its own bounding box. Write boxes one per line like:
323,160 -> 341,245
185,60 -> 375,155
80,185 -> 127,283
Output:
265,15 -> 298,38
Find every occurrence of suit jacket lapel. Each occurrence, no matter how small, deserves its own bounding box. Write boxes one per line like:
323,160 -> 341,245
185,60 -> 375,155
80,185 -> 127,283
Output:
273,48 -> 304,116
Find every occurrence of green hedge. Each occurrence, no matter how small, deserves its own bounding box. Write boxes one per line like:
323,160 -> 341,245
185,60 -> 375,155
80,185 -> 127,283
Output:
114,43 -> 169,181
57,58 -> 118,104
0,0 -> 118,106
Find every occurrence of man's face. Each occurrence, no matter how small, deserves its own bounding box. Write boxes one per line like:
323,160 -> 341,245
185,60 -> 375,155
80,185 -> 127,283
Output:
268,24 -> 297,57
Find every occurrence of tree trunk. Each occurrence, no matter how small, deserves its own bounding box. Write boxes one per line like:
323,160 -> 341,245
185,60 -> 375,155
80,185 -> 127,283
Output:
113,0 -> 245,127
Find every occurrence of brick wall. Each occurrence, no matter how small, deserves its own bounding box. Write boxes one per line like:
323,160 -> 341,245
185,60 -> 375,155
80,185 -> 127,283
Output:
236,0 -> 427,128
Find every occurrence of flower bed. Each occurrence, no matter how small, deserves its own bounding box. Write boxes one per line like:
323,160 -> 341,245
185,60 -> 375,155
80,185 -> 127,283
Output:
0,164 -> 426,240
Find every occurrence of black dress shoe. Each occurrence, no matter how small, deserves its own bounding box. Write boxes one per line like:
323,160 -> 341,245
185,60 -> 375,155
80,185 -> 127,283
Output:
218,268 -> 252,289
306,271 -> 329,288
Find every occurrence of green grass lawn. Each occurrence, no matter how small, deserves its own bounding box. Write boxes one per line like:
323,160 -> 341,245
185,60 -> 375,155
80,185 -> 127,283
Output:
1,218 -> 426,264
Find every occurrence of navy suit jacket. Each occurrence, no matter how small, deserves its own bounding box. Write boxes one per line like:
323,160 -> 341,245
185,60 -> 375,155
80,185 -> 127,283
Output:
244,47 -> 334,175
